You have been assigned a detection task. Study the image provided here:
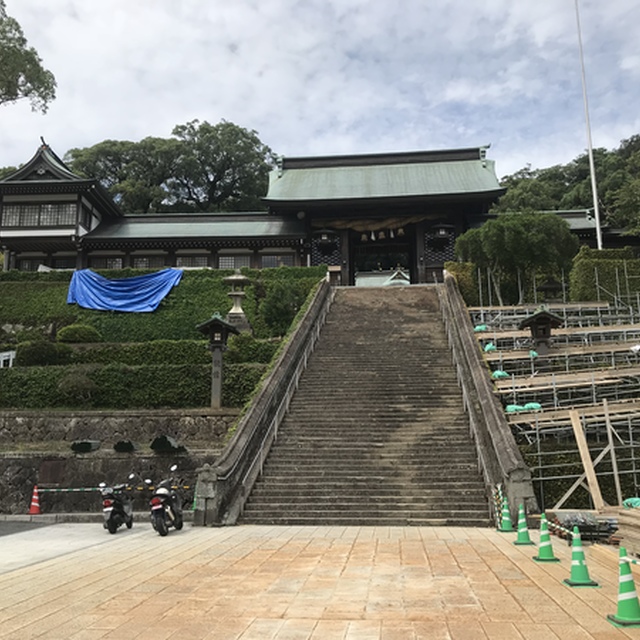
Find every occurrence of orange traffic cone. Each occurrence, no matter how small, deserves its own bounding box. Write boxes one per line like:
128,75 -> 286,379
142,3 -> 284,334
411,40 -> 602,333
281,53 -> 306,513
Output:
28,485 -> 41,515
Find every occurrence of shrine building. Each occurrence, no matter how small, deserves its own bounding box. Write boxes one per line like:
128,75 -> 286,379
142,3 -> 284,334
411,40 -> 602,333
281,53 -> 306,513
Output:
0,142 -> 585,284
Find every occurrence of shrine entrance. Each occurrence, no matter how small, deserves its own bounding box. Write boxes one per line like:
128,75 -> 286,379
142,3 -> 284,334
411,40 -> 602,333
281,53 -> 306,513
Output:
351,230 -> 413,286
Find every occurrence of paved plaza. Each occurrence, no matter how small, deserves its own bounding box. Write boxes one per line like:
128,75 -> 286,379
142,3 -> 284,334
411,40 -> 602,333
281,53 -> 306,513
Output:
0,522 -> 638,639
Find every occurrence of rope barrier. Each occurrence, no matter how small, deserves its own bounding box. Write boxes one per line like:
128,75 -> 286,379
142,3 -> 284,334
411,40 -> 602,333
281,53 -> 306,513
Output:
547,520 -> 574,539
37,485 -> 192,493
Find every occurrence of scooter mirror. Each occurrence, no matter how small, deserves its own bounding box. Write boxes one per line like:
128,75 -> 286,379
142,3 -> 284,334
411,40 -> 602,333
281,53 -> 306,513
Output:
128,473 -> 135,480
99,482 -> 106,488
144,478 -> 152,485
170,464 -> 178,472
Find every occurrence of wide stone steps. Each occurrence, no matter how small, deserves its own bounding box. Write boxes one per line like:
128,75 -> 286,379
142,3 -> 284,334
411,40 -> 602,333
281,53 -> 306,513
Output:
242,513 -> 490,527
240,286 -> 490,527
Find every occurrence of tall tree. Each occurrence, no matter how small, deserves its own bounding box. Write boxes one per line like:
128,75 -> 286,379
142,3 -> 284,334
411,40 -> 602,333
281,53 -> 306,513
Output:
455,213 -> 578,305
65,138 -> 181,213
64,120 -> 275,213
0,0 -> 56,112
167,119 -> 276,212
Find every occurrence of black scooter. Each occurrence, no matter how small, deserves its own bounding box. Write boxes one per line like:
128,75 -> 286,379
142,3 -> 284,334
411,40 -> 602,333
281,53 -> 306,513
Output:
99,474 -> 135,534
146,464 -> 184,537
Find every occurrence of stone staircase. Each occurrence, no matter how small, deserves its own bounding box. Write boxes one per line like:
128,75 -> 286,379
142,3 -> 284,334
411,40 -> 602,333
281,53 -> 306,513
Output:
240,285 -> 490,526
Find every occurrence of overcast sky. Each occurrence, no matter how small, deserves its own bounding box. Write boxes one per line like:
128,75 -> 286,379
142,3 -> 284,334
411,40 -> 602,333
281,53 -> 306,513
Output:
3,0 -> 639,180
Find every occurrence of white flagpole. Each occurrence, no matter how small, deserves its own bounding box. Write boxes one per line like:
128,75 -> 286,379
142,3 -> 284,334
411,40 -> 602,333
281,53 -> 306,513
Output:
575,0 -> 603,250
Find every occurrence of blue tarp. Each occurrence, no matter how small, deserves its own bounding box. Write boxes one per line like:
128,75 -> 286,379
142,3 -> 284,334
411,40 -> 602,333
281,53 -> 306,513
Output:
67,268 -> 183,312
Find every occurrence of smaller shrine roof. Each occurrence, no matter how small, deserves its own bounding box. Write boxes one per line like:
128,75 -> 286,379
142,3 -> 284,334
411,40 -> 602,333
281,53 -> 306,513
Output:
518,306 -> 565,330
84,212 -> 306,242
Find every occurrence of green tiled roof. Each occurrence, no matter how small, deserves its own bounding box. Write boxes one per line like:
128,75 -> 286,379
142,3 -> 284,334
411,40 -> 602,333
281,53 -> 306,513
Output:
85,213 -> 305,241
264,149 -> 504,203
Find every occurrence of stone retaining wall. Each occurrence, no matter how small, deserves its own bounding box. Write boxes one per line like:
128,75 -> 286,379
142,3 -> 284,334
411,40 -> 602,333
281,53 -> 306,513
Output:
0,408 -> 238,448
0,408 -> 238,514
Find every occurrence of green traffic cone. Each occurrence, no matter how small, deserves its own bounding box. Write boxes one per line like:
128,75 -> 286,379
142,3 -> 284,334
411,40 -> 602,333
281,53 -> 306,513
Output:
513,504 -> 534,546
533,513 -> 560,562
498,496 -> 514,533
563,527 -> 599,587
608,546 -> 640,627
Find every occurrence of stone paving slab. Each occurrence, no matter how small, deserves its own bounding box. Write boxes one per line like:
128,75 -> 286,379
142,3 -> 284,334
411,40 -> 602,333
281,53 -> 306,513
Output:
0,524 -> 639,639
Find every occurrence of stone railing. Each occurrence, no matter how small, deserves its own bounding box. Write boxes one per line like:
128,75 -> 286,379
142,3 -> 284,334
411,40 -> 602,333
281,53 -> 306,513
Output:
438,272 -> 537,521
194,277 -> 335,526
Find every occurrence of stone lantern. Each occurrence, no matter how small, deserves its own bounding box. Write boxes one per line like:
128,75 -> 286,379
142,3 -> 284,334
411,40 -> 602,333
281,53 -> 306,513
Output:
196,312 -> 239,409
518,305 -> 564,355
223,269 -> 252,334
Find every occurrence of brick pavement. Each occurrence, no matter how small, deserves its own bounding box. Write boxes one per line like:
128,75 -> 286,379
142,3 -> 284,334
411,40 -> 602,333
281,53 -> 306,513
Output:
0,524 -> 638,639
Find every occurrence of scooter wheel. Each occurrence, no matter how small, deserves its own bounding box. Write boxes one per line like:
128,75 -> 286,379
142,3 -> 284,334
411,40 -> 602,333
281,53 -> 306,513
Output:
154,512 -> 168,537
174,516 -> 183,531
107,518 -> 118,534
126,517 -> 133,529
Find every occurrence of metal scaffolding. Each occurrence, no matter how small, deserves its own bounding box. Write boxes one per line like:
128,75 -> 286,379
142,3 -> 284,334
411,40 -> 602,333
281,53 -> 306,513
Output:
473,297 -> 640,512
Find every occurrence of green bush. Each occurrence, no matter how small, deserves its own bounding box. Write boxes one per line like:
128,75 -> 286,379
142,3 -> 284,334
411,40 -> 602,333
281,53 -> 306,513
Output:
443,262 -> 479,306
0,267 -> 324,410
0,281 -> 77,327
57,324 -> 103,343
15,341 -> 74,366
69,340 -> 211,365
0,362 -> 267,409
260,279 -> 315,337
225,333 -> 280,364
569,246 -> 640,302
0,267 -> 326,343
57,367 -> 99,407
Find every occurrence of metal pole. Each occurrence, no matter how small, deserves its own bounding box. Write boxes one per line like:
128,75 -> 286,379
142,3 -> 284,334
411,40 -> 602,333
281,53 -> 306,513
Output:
478,267 -> 484,321
574,0 -> 603,250
630,417 -> 639,497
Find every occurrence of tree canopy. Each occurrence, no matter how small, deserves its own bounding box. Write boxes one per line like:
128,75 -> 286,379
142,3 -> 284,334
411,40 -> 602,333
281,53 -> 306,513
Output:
455,213 -> 578,305
0,0 -> 56,113
492,135 -> 640,234
65,120 -> 276,213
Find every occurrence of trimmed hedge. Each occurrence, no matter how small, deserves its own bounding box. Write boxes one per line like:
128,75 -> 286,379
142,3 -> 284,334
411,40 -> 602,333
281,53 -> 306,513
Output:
15,338 -> 281,367
57,324 -> 103,343
15,341 -> 74,366
570,245 -> 640,302
225,334 -> 280,364
0,362 -> 266,409
66,340 -> 211,366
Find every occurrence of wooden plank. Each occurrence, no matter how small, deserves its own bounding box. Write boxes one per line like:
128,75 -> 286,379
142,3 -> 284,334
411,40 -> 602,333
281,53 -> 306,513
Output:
604,399 -> 623,506
494,365 -> 640,392
507,398 -> 640,426
485,341 -> 640,362
570,409 -> 605,511
553,444 -> 611,510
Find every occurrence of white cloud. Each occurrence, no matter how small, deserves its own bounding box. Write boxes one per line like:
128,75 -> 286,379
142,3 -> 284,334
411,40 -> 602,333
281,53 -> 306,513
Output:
1,0 -> 639,179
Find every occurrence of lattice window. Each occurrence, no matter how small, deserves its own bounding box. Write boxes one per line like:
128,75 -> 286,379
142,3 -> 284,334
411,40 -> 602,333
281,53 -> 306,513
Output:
176,255 -> 209,268
424,232 -> 456,263
133,256 -> 166,269
21,205 -> 39,226
52,257 -> 76,269
57,203 -> 76,225
89,257 -> 123,269
1,203 -> 76,226
2,205 -> 20,226
311,237 -> 341,266
261,254 -> 294,268
17,258 -> 41,271
218,255 -> 251,269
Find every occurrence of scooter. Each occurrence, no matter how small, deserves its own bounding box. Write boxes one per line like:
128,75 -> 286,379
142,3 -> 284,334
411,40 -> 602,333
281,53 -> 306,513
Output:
146,464 -> 184,537
99,474 -> 135,534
